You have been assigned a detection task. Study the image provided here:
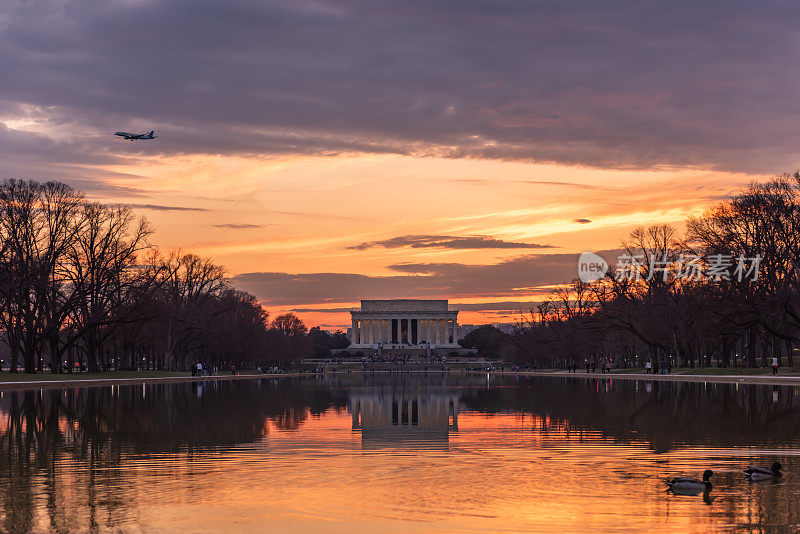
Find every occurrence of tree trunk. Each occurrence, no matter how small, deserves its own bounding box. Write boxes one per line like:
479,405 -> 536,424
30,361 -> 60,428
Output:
67,344 -> 75,373
49,337 -> 61,374
87,342 -> 100,373
23,345 -> 36,374
721,337 -> 730,368
36,345 -> 44,373
9,341 -> 19,373
745,330 -> 757,368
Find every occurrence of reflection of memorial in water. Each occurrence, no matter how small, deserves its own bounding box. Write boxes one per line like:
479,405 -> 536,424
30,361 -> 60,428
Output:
1,376 -> 800,531
349,390 -> 459,448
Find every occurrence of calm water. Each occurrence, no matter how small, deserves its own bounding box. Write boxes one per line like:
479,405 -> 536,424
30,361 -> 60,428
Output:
1,374 -> 799,533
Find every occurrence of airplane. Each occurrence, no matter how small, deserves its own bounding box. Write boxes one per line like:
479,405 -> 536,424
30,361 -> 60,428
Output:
114,130 -> 157,140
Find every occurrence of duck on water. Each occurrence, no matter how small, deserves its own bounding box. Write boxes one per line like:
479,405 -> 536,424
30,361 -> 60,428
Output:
744,462 -> 782,481
665,470 -> 713,495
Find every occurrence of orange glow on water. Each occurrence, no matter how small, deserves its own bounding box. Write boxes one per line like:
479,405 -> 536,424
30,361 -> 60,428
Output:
3,377 -> 797,533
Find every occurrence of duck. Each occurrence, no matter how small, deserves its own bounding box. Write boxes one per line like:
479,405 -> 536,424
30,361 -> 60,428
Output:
744,461 -> 782,481
665,469 -> 713,494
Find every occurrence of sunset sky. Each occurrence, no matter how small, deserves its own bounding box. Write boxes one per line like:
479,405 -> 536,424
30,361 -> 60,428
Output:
2,0 -> 797,329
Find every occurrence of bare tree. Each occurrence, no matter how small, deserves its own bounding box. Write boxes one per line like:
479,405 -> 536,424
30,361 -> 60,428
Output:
156,252 -> 227,370
64,203 -> 155,371
0,180 -> 84,372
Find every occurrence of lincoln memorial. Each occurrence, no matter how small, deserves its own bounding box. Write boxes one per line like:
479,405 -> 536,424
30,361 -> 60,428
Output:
350,299 -> 459,350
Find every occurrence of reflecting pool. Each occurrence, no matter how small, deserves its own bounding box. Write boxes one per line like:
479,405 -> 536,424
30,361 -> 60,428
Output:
1,374 -> 799,532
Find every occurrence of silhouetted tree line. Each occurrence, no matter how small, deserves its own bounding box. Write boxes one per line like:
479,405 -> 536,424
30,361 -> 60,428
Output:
0,179 -> 347,373
307,326 -> 350,358
506,172 -> 800,369
458,325 -> 507,357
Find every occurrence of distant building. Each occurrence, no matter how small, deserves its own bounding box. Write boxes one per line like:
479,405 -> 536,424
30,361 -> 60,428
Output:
349,299 -> 459,350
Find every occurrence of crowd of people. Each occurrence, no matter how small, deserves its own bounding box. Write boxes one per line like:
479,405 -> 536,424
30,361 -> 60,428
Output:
643,359 -> 673,375
359,352 -> 448,372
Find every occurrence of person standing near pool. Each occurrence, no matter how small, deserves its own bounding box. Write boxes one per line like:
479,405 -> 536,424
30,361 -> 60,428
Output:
772,356 -> 779,375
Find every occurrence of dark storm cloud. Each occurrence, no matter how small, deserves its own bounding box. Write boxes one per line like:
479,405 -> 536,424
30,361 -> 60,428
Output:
348,234 -> 553,250
231,249 -> 623,305
2,0 -> 800,175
